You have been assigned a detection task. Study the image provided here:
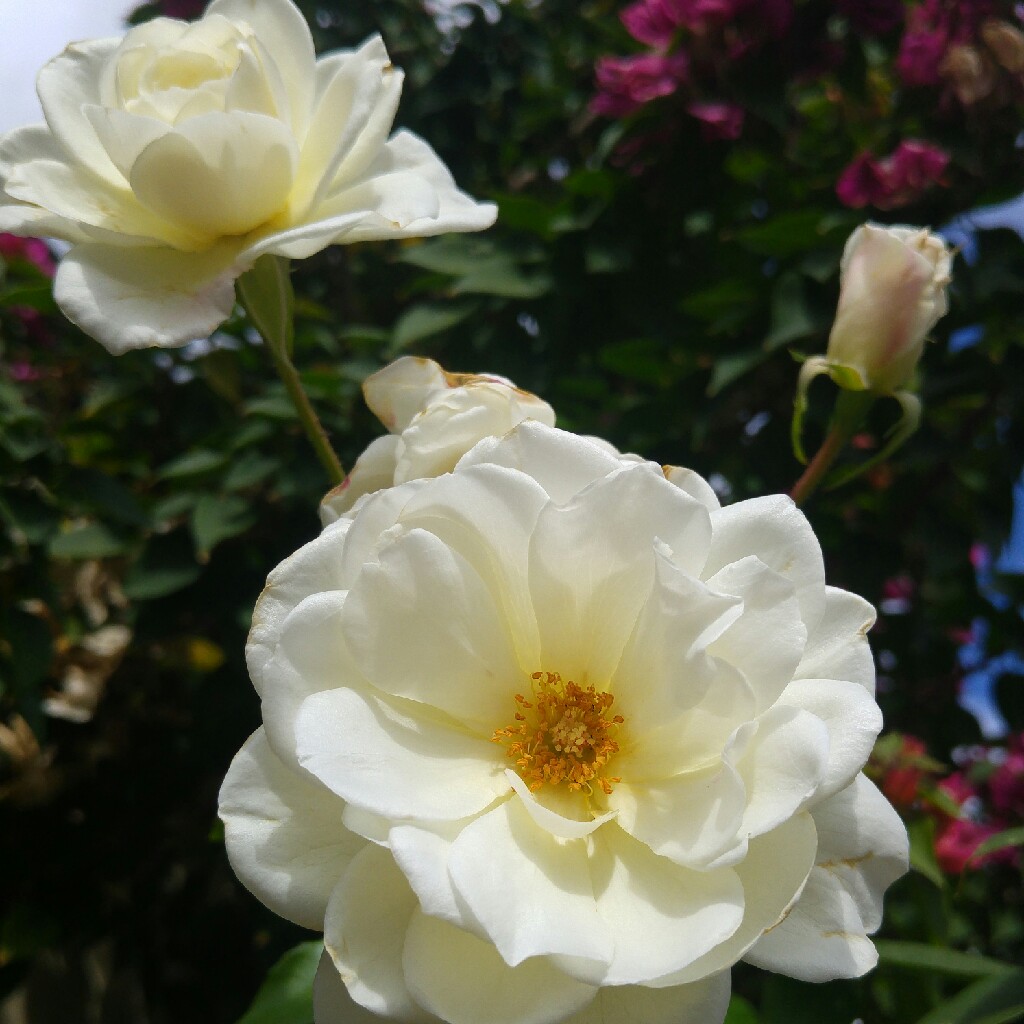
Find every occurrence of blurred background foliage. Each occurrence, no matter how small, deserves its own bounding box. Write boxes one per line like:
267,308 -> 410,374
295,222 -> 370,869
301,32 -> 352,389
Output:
1,0 -> 1024,1021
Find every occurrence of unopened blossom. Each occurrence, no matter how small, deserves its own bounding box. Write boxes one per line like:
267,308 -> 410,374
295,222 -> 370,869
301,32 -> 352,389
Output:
0,0 -> 495,353
824,224 -> 953,394
221,419 -> 907,1024
320,356 -> 555,522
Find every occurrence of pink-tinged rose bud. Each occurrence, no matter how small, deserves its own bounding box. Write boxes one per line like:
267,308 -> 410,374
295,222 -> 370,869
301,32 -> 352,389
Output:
592,52 -> 689,116
687,101 -> 745,139
981,18 -> 1024,71
826,224 -> 953,393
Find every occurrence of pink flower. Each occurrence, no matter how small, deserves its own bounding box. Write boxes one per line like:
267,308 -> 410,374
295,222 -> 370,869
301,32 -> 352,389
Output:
897,0 -> 996,87
935,818 -> 1005,873
836,140 -> 950,209
989,743 -> 1024,818
621,0 -> 684,48
0,234 -> 55,277
687,101 -> 744,139
938,771 -> 978,807
591,52 -> 689,116
836,154 -> 889,209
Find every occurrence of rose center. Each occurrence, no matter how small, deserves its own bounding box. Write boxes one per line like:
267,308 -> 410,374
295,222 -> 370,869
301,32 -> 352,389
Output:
492,671 -> 623,795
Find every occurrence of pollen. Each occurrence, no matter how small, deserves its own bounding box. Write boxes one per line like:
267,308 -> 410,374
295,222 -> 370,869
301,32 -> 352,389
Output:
492,671 -> 624,796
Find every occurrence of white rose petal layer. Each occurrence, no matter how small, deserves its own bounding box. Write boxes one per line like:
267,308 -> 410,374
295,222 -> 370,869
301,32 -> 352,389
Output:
220,420 -> 907,1024
0,0 -> 496,351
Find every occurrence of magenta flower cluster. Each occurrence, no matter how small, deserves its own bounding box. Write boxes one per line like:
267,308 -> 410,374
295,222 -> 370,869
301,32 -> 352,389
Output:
836,140 -> 950,210
591,0 -> 790,135
934,735 -> 1024,874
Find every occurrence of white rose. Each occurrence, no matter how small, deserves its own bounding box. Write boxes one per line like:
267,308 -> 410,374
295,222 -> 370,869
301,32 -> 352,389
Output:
0,0 -> 496,353
219,421 -> 908,1024
320,355 -> 556,522
826,224 -> 953,394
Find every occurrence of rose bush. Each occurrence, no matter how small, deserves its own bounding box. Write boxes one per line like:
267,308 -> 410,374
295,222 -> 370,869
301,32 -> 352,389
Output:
0,0 -> 495,353
320,356 -> 556,522
220,419 -> 908,1024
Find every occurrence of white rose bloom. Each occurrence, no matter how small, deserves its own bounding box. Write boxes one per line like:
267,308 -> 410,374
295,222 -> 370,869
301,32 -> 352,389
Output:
320,355 -> 556,523
826,224 -> 953,394
220,421 -> 908,1024
0,0 -> 496,354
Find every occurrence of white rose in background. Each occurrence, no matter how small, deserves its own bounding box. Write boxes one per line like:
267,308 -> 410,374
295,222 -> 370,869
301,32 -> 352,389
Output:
320,355 -> 556,523
220,420 -> 908,1024
0,0 -> 496,353
825,224 -> 953,394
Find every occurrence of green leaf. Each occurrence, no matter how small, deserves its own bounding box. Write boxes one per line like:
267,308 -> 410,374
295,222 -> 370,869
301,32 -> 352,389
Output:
191,494 -> 255,559
49,522 -> 129,560
391,301 -> 479,350
235,941 -> 322,1024
914,971 -> 1024,1024
707,350 -> 769,396
223,451 -> 280,491
399,236 -> 496,275
762,272 -> 818,351
725,994 -> 760,1024
123,533 -> 202,600
736,210 -> 835,258
877,941 -> 1019,978
453,263 -> 551,299
158,449 -> 228,480
237,254 -> 294,358
968,826 -> 1024,864
908,815 -> 947,889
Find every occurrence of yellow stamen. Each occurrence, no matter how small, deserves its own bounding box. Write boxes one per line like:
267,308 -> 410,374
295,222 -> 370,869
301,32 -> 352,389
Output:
492,671 -> 623,795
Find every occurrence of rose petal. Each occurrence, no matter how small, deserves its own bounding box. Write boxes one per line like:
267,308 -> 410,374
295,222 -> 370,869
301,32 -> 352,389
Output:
403,909 -> 597,1024
341,526 -> 521,730
730,705 -> 829,838
296,686 -> 506,821
448,798 -> 614,967
36,37 -> 124,185
795,586 -> 876,694
704,495 -> 826,636
324,844 -> 433,1022
744,775 -> 908,981
54,242 -> 238,353
650,812 -> 817,985
777,678 -> 882,801
206,0 -> 316,135
219,728 -> 363,929
704,555 -> 807,712
314,950 -> 393,1024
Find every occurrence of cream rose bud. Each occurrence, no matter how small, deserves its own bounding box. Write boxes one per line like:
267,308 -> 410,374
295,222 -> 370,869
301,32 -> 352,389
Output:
0,0 -> 496,354
826,223 -> 953,394
220,421 -> 909,1024
319,356 -> 556,522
